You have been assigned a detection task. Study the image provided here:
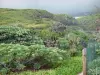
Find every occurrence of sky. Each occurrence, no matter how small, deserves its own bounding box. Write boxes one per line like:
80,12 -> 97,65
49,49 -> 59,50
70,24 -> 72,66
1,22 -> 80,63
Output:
0,0 -> 100,15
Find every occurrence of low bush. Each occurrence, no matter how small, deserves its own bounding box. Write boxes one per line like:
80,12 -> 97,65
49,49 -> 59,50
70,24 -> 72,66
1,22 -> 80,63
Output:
0,44 -> 69,74
11,57 -> 82,75
0,25 -> 43,45
57,38 -> 69,50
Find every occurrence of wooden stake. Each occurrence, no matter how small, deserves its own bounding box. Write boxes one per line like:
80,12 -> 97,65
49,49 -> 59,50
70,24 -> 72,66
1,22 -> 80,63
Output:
82,48 -> 87,75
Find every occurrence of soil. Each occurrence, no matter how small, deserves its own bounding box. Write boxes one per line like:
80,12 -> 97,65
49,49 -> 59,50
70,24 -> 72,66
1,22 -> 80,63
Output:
78,72 -> 83,75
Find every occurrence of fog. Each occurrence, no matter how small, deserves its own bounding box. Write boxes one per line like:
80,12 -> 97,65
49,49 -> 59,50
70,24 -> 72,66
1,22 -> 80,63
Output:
0,0 -> 100,16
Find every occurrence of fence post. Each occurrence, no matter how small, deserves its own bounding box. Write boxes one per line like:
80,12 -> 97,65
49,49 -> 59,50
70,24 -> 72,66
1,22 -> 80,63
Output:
82,48 -> 87,75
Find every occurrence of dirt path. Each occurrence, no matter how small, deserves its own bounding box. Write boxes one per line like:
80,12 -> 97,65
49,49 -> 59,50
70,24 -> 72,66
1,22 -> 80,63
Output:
78,72 -> 83,75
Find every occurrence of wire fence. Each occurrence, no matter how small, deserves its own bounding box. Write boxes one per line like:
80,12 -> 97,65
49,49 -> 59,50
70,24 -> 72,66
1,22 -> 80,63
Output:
86,39 -> 100,75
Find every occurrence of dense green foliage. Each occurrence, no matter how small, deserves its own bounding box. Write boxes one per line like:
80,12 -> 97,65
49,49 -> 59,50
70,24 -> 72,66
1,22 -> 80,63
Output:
0,25 -> 43,45
10,57 -> 82,75
0,44 -> 69,75
0,25 -> 85,74
56,57 -> 82,75
1,8 -> 99,75
88,57 -> 100,75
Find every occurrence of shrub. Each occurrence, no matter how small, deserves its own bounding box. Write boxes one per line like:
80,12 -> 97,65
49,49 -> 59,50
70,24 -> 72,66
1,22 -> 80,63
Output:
10,57 -> 82,75
51,22 -> 66,32
88,57 -> 100,75
39,29 -> 59,40
0,25 -> 43,45
57,38 -> 69,50
28,45 -> 70,68
64,31 -> 89,56
0,44 -> 69,74
69,47 -> 77,56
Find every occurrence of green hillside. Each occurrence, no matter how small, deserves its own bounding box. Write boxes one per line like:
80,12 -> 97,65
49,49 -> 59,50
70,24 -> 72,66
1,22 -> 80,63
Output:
1,8 -> 100,75
0,8 -> 54,28
77,14 -> 100,30
0,8 -> 77,28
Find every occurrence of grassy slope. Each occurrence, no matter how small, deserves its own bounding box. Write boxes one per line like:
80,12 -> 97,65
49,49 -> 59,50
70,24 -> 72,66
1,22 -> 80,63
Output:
0,8 -> 54,28
10,56 -> 82,75
0,8 -> 77,29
